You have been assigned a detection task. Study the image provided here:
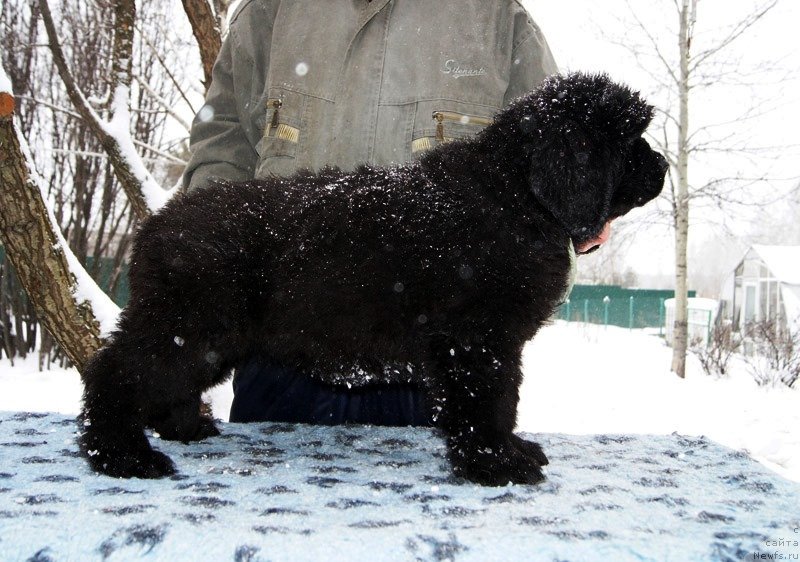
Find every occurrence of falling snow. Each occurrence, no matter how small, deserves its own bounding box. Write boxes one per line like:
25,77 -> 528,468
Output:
295,62 -> 309,76
196,104 -> 215,122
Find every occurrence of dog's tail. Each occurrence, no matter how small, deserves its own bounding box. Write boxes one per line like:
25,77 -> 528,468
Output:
79,342 -> 176,478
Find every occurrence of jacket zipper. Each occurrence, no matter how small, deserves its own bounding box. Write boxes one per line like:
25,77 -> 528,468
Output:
268,98 -> 283,132
432,111 -> 492,142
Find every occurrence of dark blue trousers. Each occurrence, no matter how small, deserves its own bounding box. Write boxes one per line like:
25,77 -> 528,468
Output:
229,356 -> 435,427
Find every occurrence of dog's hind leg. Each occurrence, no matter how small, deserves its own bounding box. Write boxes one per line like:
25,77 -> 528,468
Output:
80,300 -> 242,477
79,342 -> 176,478
427,340 -> 547,486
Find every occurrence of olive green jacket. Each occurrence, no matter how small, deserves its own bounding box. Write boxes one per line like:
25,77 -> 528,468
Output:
183,0 -> 558,190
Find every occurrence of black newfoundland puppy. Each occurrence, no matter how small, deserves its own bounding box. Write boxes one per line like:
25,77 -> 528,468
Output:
80,73 -> 667,485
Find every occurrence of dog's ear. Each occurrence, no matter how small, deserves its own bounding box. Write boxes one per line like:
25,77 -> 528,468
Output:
521,73 -> 657,245
527,122 -> 616,245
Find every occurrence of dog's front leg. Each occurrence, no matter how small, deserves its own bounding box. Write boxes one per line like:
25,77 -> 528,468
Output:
147,395 -> 221,443
429,342 -> 547,486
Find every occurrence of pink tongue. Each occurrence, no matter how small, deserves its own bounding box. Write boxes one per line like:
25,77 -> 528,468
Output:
576,221 -> 612,254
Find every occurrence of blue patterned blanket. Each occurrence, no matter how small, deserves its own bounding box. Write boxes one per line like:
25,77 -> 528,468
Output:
1,411 -> 799,561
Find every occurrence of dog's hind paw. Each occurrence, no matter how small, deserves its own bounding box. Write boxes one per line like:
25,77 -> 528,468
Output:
85,447 -> 176,479
448,438 -> 545,486
511,434 -> 549,466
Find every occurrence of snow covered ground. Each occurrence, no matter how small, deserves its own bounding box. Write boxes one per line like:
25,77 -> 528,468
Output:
517,322 -> 800,483
1,321 -> 798,483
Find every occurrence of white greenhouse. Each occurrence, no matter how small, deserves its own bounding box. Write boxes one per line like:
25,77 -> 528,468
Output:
719,245 -> 800,335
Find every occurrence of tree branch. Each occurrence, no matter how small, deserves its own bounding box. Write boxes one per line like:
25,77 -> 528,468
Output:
134,24 -> 199,115
38,0 -> 172,220
0,74 -> 116,370
689,0 -> 778,73
133,73 -> 192,132
623,0 -> 681,87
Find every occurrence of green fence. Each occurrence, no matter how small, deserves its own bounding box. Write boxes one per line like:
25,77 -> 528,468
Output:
0,247 -> 130,307
557,285 -> 696,329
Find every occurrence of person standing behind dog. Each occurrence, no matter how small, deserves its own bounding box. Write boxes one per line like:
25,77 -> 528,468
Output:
182,0 -> 558,426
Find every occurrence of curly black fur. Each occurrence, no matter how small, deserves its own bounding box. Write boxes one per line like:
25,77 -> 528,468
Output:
79,73 -> 667,485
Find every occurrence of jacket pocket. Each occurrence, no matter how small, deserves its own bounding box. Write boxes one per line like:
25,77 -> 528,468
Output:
410,101 -> 495,155
255,89 -> 307,173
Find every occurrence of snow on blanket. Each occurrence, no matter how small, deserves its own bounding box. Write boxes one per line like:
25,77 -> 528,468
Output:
1,412 -> 799,561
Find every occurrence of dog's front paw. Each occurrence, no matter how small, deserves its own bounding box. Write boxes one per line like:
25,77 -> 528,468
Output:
151,412 -> 220,443
448,436 -> 545,486
194,415 -> 221,441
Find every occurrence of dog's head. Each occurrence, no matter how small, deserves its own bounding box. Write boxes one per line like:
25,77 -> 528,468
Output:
490,73 -> 668,250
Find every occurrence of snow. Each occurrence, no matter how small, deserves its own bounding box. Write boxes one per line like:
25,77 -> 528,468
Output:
295,62 -> 309,76
0,63 -> 12,94
57,240 -> 121,337
517,322 -> 800,483
100,85 -> 177,211
196,103 -> 215,122
0,354 -> 81,414
664,297 -> 718,312
1,321 -> 798,483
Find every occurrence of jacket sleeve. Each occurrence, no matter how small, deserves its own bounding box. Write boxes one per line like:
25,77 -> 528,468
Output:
182,27 -> 260,191
503,11 -> 559,105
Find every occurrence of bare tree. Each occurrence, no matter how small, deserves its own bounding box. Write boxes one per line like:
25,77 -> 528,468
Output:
0,84 -> 106,370
604,0 -> 782,377
577,222 -> 640,287
0,1 -> 217,369
38,0 -> 167,222
690,321 -> 741,378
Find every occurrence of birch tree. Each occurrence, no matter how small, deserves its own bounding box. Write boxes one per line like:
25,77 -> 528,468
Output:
606,0 -> 780,378
671,0 -> 693,378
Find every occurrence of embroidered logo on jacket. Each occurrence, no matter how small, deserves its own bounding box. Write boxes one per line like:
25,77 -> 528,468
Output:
441,59 -> 487,79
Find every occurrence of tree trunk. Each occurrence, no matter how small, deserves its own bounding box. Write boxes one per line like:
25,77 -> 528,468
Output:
670,0 -> 694,378
181,0 -> 222,92
0,92 -> 103,371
